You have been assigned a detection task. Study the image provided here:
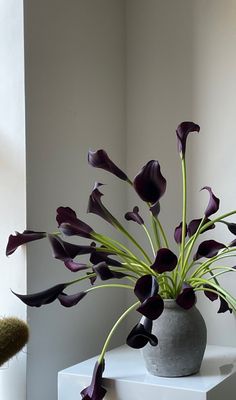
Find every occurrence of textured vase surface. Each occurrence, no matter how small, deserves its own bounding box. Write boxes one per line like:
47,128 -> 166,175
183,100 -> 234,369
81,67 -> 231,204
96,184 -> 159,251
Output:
142,299 -> 207,377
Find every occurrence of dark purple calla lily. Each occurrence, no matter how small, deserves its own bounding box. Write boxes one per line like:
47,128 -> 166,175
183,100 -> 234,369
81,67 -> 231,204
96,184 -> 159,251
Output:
187,218 -> 215,237
133,160 -> 166,204
64,260 -> 88,272
229,239 -> 236,247
88,149 -> 128,182
151,248 -> 177,274
81,359 -> 106,400
90,245 -> 121,268
126,317 -> 158,349
134,275 -> 158,303
174,222 -> 187,244
203,284 -> 218,301
137,295 -> 164,320
220,221 -> 236,236
6,230 -> 47,256
87,183 -> 118,227
57,206 -> 94,239
58,291 -> 87,307
176,283 -> 196,310
194,240 -> 226,260
201,187 -> 220,218
149,201 -> 161,217
12,283 -> 67,307
93,262 -> 126,281
176,121 -> 200,157
125,206 -> 144,225
218,297 -> 232,314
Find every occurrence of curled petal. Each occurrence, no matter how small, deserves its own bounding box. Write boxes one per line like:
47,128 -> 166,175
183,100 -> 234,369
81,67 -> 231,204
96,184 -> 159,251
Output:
187,218 -> 215,237
176,283 -> 196,310
12,283 -> 67,307
218,297 -> 232,314
87,183 -> 117,226
58,291 -> 87,307
88,149 -> 128,181
221,221 -> 236,236
151,248 -> 177,274
137,295 -> 164,320
174,222 -> 187,244
125,206 -> 144,225
64,260 -> 88,272
203,284 -> 218,301
134,275 -> 158,303
48,234 -> 95,259
176,121 -> 200,157
149,201 -> 160,217
81,359 -> 106,400
194,240 -> 226,260
201,187 -> 220,218
93,262 -> 126,280
56,207 -> 93,238
133,160 -> 166,204
6,230 -> 46,256
126,318 -> 158,349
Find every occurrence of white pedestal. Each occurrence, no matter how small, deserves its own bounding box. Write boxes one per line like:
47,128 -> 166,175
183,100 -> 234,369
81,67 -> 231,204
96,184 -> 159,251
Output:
58,345 -> 236,400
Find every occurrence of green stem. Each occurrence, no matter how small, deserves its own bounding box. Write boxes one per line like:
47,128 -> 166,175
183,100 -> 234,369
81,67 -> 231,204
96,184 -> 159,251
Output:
180,157 -> 187,272
86,283 -> 134,293
155,218 -> 169,248
98,301 -> 140,363
151,216 -> 161,249
142,224 -> 156,257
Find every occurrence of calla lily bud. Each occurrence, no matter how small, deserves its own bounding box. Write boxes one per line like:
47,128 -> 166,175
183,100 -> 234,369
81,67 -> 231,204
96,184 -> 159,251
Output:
87,183 -> 117,226
176,121 -> 200,157
88,149 -> 128,181
125,206 -> 144,225
133,160 -> 166,204
201,187 -> 220,218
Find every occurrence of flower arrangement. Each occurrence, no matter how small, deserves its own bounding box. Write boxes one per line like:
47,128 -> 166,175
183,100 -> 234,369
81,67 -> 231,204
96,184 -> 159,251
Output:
6,122 -> 236,399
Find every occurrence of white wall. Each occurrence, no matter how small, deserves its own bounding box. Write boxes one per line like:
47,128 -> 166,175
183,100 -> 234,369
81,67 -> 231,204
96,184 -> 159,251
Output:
24,1 -> 126,399
0,0 -> 26,399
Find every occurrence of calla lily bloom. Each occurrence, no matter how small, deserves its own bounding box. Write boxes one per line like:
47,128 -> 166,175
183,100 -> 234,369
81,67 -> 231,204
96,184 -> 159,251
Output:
218,297 -> 232,314
174,222 -> 187,244
87,183 -> 117,226
92,262 -> 126,281
81,359 -> 106,400
134,275 -> 159,303
6,230 -> 46,256
12,283 -> 67,307
58,291 -> 87,307
220,221 -> 236,235
88,149 -> 128,181
126,317 -> 158,349
187,218 -> 215,237
149,201 -> 161,217
201,187 -> 220,218
57,206 -> 94,238
203,284 -> 218,302
137,295 -> 164,320
90,244 -> 121,268
133,160 -> 166,204
176,283 -> 196,310
125,206 -> 144,225
194,240 -> 226,260
151,248 -> 177,274
176,121 -> 200,157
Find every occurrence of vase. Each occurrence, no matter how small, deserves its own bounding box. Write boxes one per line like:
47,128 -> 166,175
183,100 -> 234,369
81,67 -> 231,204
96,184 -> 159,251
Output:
142,299 -> 207,377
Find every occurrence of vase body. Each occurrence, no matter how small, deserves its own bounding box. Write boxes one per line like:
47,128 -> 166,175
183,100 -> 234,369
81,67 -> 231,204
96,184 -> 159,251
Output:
142,300 -> 207,377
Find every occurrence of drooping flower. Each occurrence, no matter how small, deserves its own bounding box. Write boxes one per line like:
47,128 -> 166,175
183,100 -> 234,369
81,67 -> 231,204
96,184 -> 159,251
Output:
133,160 -> 166,204
134,275 -> 159,303
201,187 -> 220,218
12,283 -> 67,307
203,284 -> 218,302
174,222 -> 187,244
57,206 -> 94,238
187,218 -> 215,237
58,291 -> 87,308
6,230 -> 47,256
194,240 -> 226,260
220,221 -> 236,235
176,121 -> 200,157
88,149 -> 128,181
92,262 -> 126,281
126,317 -> 158,349
218,297 -> 232,314
81,359 -> 106,400
125,206 -> 144,225
151,248 -> 177,274
176,283 -> 196,310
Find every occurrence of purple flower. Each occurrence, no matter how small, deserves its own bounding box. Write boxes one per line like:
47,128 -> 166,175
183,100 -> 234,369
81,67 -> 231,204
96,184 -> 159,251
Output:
176,121 -> 200,157
187,218 -> 215,237
57,207 -> 94,239
151,248 -> 177,274
194,240 -> 226,260
58,291 -> 87,308
90,244 -> 121,268
176,283 -> 196,310
81,359 -> 106,400
92,262 -> 126,281
133,160 -> 166,204
126,317 -> 158,349
174,222 -> 187,244
6,230 -> 46,256
12,283 -> 67,307
88,149 -> 128,181
134,275 -> 159,303
137,295 -> 164,320
201,187 -> 220,218
218,297 -> 232,314
220,221 -> 236,236
125,206 -> 144,225
87,183 -> 117,226
203,284 -> 218,302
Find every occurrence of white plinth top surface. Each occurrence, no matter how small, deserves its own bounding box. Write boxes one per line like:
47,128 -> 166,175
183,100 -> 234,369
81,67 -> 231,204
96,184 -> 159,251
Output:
58,345 -> 236,400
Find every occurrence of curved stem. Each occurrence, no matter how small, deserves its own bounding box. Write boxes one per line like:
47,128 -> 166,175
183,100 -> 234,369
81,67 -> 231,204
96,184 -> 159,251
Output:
86,283 -> 134,293
180,158 -> 187,272
142,224 -> 156,258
